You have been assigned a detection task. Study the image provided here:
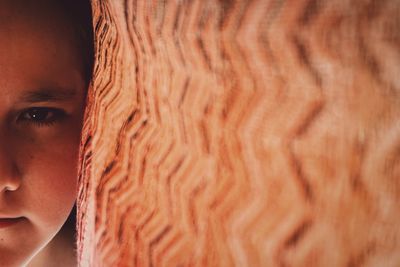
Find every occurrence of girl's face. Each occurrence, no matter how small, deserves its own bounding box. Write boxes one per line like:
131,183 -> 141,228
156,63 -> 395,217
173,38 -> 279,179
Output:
0,2 -> 85,266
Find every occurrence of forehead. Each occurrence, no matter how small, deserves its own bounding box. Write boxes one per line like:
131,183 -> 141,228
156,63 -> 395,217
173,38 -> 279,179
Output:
0,1 -> 84,97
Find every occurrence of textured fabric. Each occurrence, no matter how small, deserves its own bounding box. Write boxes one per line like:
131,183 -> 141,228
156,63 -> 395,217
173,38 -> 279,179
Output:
77,1 -> 400,266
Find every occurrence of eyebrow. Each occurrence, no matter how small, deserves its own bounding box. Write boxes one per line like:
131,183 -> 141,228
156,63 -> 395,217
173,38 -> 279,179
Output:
20,88 -> 77,103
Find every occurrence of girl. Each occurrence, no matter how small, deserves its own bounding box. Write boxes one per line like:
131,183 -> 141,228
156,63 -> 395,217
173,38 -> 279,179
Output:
0,1 -> 93,266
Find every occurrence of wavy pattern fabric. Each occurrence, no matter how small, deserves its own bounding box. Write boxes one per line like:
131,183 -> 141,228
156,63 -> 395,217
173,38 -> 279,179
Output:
77,0 -> 400,266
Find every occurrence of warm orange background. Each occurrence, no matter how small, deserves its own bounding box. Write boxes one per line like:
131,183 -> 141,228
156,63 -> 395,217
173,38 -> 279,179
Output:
77,1 -> 400,266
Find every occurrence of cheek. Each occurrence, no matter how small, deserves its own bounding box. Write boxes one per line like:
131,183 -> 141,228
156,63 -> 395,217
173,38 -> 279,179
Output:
21,125 -> 81,229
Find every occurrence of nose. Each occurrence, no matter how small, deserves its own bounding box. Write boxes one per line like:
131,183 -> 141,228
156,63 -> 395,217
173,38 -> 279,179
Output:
0,169 -> 21,192
0,142 -> 21,193
0,173 -> 21,192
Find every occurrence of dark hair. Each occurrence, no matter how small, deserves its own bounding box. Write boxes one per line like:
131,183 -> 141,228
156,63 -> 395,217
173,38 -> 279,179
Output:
61,0 -> 94,87
59,0 -> 93,243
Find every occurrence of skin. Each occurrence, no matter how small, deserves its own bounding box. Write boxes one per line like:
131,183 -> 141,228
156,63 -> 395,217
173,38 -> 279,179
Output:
0,1 -> 86,266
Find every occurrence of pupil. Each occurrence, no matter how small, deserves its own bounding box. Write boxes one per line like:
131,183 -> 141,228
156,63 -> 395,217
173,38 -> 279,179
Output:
30,109 -> 48,120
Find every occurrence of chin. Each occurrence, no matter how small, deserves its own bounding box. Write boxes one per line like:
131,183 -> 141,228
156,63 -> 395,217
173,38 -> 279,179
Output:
0,231 -> 49,267
0,251 -> 32,267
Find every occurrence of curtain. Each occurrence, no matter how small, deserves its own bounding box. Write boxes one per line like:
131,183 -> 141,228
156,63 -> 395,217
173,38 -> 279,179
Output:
77,1 -> 400,266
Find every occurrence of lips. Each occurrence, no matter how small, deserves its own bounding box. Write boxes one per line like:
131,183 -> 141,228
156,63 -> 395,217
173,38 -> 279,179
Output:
0,217 -> 25,228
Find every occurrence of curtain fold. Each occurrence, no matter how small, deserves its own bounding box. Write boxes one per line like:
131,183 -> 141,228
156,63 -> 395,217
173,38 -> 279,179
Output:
77,1 -> 400,266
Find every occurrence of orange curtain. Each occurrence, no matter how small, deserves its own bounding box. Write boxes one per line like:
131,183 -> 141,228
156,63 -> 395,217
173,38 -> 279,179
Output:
77,1 -> 400,266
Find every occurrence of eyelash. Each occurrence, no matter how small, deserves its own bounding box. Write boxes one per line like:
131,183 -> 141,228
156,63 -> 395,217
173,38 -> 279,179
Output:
17,107 -> 67,127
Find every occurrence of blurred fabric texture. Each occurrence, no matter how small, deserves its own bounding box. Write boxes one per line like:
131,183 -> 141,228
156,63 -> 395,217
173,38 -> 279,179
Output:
77,1 -> 400,266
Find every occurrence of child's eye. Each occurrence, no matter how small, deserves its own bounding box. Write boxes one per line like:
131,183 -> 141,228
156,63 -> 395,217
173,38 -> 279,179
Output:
17,107 -> 67,127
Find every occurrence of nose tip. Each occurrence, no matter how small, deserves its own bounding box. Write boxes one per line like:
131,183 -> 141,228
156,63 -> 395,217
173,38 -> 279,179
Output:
0,137 -> 22,193
2,181 -> 20,192
0,174 -> 21,193
0,164 -> 22,193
